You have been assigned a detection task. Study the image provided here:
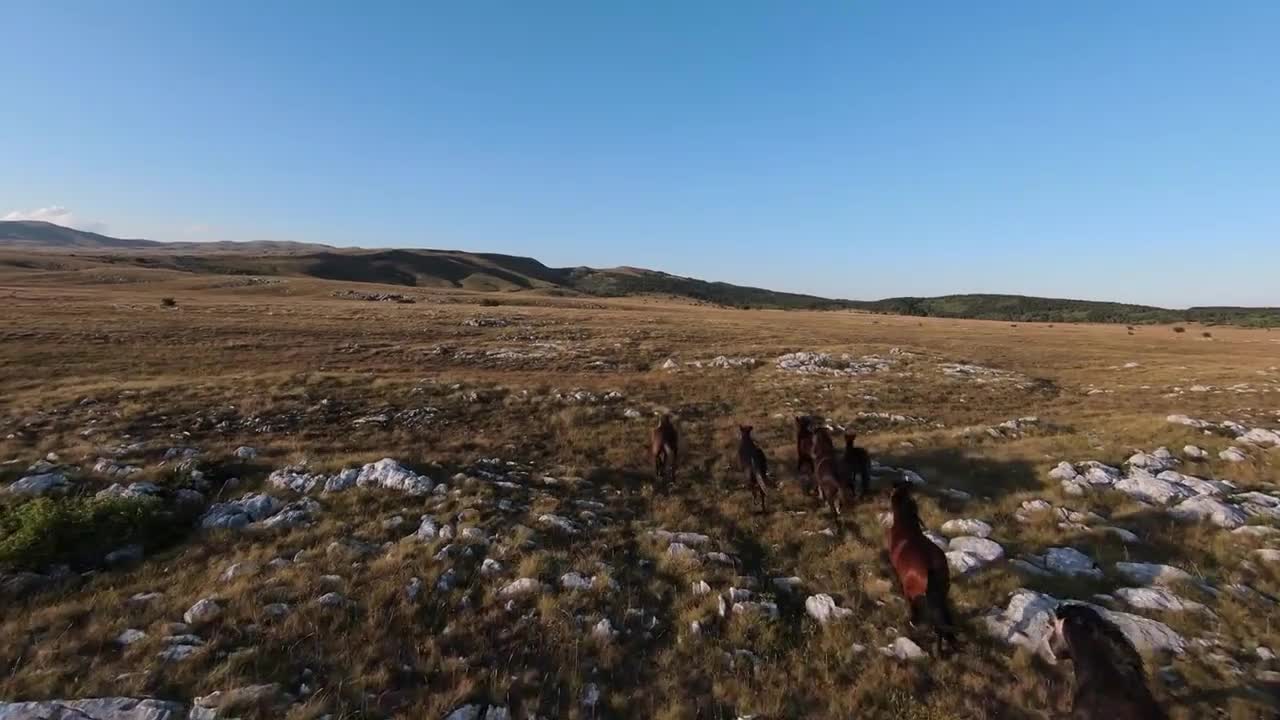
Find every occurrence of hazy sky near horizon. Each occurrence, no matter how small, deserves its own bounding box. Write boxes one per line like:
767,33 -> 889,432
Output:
3,3 -> 1278,307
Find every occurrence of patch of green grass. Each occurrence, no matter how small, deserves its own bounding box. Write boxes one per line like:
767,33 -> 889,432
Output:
0,496 -> 194,571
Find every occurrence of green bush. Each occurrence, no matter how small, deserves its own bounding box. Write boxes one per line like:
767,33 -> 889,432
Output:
0,496 -> 192,572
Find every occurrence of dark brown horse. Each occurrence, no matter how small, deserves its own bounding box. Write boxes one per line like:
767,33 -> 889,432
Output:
736,425 -> 770,513
794,416 -> 815,493
651,413 -> 678,483
811,426 -> 851,517
1040,604 -> 1167,719
843,432 -> 872,498
887,480 -> 958,655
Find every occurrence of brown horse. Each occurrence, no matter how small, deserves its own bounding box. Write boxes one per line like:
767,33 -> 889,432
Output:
886,480 -> 958,655
736,425 -> 770,513
795,416 -> 815,493
1040,604 -> 1167,719
811,426 -> 852,517
843,432 -> 872,498
651,413 -> 678,483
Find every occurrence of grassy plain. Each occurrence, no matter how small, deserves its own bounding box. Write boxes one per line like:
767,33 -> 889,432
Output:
1,262 -> 1278,718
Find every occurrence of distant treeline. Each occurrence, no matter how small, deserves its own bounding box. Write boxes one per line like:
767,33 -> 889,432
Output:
848,295 -> 1280,327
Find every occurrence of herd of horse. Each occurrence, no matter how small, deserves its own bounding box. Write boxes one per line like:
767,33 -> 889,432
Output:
649,413 -> 1169,719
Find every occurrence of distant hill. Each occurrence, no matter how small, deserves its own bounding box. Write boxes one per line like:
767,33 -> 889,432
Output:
3,220 -> 1277,325
0,220 -> 333,253
0,221 -> 157,250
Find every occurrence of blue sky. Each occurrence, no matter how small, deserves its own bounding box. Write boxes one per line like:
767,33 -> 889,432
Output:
3,2 -> 1277,307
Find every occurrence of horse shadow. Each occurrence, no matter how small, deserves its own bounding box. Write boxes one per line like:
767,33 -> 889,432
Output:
874,446 -> 1042,503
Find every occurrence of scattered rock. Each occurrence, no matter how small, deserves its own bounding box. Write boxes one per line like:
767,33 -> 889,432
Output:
220,562 -> 258,582
192,683 -> 294,718
354,458 -> 434,495
1183,445 -> 1207,459
498,578 -> 542,598
1169,495 -> 1247,529
406,578 -> 423,602
104,544 -> 143,567
1114,468 -> 1192,505
233,446 -> 258,460
1042,547 -> 1103,579
5,472 -> 70,497
1220,447 -> 1249,463
1239,428 -> 1280,447
560,572 -> 592,591
940,518 -> 992,538
805,594 -> 853,624
316,591 -> 347,608
1128,449 -> 1178,472
880,637 -> 926,661
1115,588 -> 1208,614
0,698 -> 187,720
538,514 -> 580,535
592,618 -> 617,641
115,629 -> 147,646
183,598 -> 223,625
945,536 -> 1004,575
1114,562 -> 1194,587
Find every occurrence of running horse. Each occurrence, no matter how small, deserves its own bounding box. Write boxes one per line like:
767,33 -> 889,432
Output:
1039,604 -> 1167,719
651,413 -> 679,484
736,425 -> 770,513
795,416 -> 816,494
886,480 -> 959,655
810,426 -> 852,517
842,432 -> 872,499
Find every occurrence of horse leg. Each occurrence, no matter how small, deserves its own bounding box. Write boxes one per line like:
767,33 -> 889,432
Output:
908,594 -> 926,629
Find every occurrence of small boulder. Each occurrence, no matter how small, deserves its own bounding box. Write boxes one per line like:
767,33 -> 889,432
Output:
805,594 -> 853,624
1182,445 -> 1207,460
104,544 -> 144,568
945,536 -> 1004,575
1043,547 -> 1103,579
1114,562 -> 1193,586
1115,588 -> 1208,614
183,598 -> 223,625
1114,468 -> 1191,505
498,578 -> 542,598
1219,447 -> 1248,463
940,518 -> 993,538
6,472 -> 70,497
880,636 -> 926,661
1169,496 -> 1247,529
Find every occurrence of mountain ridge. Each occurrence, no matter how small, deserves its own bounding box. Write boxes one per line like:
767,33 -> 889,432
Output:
2,220 -> 1277,325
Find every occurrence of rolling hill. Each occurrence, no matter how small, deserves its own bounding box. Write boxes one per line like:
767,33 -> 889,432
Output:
2,220 -> 1277,325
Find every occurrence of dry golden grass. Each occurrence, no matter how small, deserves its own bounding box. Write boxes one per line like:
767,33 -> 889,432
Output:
1,263 -> 1278,718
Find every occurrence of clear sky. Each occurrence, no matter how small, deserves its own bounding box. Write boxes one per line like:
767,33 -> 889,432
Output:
3,2 -> 1277,307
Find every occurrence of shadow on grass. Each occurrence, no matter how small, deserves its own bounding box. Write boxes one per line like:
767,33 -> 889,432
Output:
878,446 -> 1043,501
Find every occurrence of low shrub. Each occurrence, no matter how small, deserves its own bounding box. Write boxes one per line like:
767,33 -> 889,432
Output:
0,496 -> 194,572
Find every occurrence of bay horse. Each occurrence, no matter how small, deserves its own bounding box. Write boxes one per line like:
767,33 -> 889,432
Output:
1039,604 -> 1167,719
886,480 -> 958,655
736,425 -> 770,513
843,432 -> 872,498
651,413 -> 679,484
811,426 -> 852,517
795,416 -> 815,494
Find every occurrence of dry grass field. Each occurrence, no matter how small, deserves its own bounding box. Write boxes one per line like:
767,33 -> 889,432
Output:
1,262 -> 1278,719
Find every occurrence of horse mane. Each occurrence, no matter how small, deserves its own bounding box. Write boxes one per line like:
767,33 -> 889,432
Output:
1058,604 -> 1148,687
